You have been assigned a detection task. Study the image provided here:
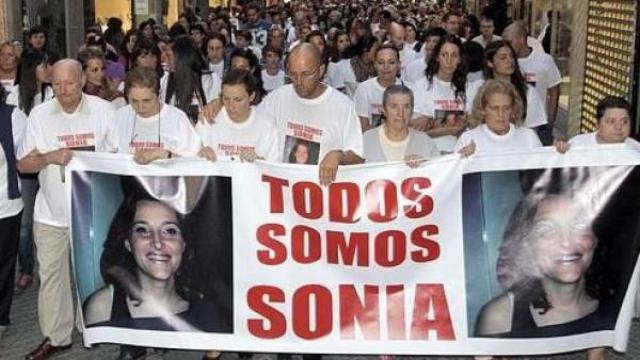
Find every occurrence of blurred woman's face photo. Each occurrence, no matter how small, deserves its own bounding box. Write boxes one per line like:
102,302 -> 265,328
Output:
128,200 -> 186,282
294,144 -> 309,164
529,196 -> 597,284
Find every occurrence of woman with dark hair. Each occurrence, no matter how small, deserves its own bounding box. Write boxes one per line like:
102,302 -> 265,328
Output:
483,40 -> 547,131
161,35 -> 221,124
138,19 -> 159,43
118,29 -> 138,69
6,49 -> 55,115
354,44 -> 402,131
83,190 -> 229,333
476,176 -> 617,338
77,47 -> 125,108
204,33 -> 228,77
332,35 -> 379,98
229,47 -> 267,102
197,69 -> 277,162
288,142 -> 312,165
411,34 -> 481,153
328,30 -> 350,63
261,45 -> 285,93
129,38 -> 164,79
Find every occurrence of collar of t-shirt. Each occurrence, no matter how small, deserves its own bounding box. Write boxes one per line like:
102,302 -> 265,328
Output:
295,85 -> 333,105
481,123 -> 515,142
52,94 -> 91,117
136,104 -> 165,123
379,126 -> 410,148
220,106 -> 256,129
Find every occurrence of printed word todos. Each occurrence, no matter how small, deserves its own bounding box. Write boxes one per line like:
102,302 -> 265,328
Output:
262,175 -> 435,222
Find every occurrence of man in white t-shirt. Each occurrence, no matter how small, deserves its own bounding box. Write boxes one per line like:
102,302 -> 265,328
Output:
261,43 -> 363,185
503,21 -> 561,145
472,17 -> 502,48
387,22 -> 417,69
18,59 -> 116,360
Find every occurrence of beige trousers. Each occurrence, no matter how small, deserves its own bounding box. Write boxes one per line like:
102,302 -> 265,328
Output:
33,222 -> 73,346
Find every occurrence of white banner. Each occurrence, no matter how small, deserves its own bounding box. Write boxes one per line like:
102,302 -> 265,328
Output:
68,146 -> 640,355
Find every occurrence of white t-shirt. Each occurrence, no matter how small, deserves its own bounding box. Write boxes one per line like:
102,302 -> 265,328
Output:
196,106 -> 278,162
261,69 -> 286,93
0,79 -> 14,94
112,104 -> 201,156
335,59 -> 360,98
0,107 -> 27,218
21,95 -> 117,227
399,46 -> 418,70
354,77 -> 402,128
569,132 -> 640,149
402,56 -> 427,83
6,85 -> 54,111
208,61 -> 225,78
260,84 -> 363,164
517,49 -> 561,111
471,34 -> 502,48
411,76 -> 480,119
327,61 -> 343,90
454,123 -> 542,153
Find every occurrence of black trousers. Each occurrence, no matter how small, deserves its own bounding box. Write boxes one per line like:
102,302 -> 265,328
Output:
0,211 -> 22,325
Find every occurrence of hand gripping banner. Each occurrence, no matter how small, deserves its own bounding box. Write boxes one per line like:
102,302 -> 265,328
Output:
68,146 -> 640,356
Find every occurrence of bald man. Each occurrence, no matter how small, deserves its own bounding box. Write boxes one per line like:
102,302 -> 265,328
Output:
388,21 -> 417,69
260,43 -> 363,185
503,22 -> 561,145
18,59 -> 117,360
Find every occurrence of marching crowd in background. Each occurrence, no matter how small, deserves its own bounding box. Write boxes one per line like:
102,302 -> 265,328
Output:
0,0 -> 635,359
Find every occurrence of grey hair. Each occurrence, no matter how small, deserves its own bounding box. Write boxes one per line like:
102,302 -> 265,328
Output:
382,84 -> 414,110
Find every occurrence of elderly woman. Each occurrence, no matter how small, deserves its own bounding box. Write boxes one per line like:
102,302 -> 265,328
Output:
0,41 -> 20,92
455,79 -> 542,156
475,171 -> 616,339
354,44 -> 402,131
111,67 -> 201,164
363,84 -> 439,166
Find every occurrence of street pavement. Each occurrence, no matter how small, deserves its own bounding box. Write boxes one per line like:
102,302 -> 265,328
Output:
1,280 -> 639,360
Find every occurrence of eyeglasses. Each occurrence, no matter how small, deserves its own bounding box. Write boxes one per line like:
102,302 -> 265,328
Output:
286,65 -> 322,82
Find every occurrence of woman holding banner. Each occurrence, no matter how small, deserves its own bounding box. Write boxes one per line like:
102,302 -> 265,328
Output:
363,84 -> 439,166
455,79 -> 542,157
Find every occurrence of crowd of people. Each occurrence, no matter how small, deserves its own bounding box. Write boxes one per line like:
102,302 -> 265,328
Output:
0,1 -> 635,360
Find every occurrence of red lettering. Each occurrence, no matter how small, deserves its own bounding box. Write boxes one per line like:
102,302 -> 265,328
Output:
410,284 -> 455,340
401,177 -> 433,218
256,223 -> 287,265
366,180 -> 398,222
326,231 -> 369,266
292,181 -> 323,219
262,175 -> 289,214
328,182 -> 360,223
292,285 -> 332,339
386,285 -> 406,340
410,225 -> 440,262
339,285 -> 380,339
375,230 -> 406,267
291,225 -> 322,264
247,286 -> 287,339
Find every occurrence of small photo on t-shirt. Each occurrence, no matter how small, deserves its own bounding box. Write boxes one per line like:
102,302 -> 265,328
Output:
524,72 -> 537,87
283,136 -> 320,165
434,110 -> 465,128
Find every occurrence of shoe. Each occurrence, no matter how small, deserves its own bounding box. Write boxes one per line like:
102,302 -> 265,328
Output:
17,274 -> 34,290
25,337 -> 71,360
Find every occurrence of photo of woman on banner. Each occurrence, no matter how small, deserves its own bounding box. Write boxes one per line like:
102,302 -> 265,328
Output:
475,168 -> 628,338
82,176 -> 232,333
285,137 -> 319,165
